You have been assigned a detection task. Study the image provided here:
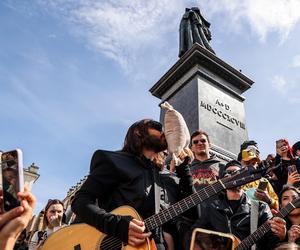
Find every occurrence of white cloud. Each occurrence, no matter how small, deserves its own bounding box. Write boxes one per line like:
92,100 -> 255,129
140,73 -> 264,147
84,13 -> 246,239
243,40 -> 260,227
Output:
9,0 -> 300,72
40,0 -> 300,72
271,75 -> 289,94
292,54 -> 300,68
271,75 -> 299,103
205,0 -> 300,42
36,0 -> 184,73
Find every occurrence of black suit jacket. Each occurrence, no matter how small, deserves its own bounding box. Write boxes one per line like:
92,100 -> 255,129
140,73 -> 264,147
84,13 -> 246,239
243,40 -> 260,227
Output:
71,150 -> 193,244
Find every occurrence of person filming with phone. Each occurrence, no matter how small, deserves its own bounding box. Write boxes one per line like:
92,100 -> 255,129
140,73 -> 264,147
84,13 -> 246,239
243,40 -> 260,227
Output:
239,141 -> 279,210
1,149 -> 36,250
0,188 -> 36,250
273,139 -> 300,194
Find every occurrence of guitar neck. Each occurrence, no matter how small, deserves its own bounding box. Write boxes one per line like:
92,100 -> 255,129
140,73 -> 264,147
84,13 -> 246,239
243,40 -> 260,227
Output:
235,202 -> 296,250
145,170 -> 263,231
144,180 -> 225,231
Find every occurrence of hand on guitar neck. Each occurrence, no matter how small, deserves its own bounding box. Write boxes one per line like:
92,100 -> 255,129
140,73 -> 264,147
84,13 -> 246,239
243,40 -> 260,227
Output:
42,168 -> 264,250
269,217 -> 286,241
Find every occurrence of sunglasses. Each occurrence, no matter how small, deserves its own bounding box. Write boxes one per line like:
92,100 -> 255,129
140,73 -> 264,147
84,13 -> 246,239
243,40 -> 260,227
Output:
224,169 -> 240,176
192,139 -> 207,145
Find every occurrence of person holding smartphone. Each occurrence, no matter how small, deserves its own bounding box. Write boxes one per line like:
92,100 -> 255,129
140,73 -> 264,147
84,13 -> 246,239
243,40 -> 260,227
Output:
1,149 -> 24,212
273,139 -> 300,194
239,141 -> 279,210
29,199 -> 66,250
0,189 -> 36,250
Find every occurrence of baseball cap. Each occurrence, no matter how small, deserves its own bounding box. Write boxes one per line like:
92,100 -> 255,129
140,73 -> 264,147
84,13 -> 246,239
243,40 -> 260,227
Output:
242,145 -> 260,161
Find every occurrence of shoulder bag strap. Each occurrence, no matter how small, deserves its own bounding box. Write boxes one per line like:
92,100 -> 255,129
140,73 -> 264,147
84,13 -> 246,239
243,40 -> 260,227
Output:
250,199 -> 259,250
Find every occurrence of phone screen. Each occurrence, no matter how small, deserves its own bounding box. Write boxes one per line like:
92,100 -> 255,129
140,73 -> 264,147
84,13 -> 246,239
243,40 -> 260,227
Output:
257,179 -> 268,191
191,228 -> 234,250
288,165 -> 297,174
0,149 -> 24,211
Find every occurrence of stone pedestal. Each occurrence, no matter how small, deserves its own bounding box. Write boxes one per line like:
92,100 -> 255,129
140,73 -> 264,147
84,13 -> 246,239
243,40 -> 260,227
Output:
150,43 -> 254,161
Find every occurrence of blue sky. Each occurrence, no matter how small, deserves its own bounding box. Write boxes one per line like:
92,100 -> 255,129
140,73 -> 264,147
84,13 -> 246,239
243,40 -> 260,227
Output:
1,0 -> 299,212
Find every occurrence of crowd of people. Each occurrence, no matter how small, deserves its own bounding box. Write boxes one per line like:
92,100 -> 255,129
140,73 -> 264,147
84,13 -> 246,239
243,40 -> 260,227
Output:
1,118 -> 300,250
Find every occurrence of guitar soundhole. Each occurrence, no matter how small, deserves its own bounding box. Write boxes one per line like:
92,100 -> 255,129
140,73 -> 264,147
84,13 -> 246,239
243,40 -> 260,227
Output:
99,235 -> 123,250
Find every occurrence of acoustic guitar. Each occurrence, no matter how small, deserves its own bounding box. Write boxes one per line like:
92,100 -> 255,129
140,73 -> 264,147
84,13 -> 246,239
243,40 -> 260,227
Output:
42,168 -> 263,250
234,197 -> 300,250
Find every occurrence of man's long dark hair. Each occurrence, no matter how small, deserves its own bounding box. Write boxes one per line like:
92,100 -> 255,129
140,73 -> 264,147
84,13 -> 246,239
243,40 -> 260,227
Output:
122,119 -> 163,157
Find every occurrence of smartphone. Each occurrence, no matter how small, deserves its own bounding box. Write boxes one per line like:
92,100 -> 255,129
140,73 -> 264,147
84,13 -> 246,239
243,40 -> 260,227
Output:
0,149 -> 24,211
288,165 -> 298,174
257,179 -> 268,191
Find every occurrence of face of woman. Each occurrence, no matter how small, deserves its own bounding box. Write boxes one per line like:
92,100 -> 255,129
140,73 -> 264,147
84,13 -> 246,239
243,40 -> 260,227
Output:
276,140 -> 289,155
46,203 -> 64,227
281,189 -> 300,216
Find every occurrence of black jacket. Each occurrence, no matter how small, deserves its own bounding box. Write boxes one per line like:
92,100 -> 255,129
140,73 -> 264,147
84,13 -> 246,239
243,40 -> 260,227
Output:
71,150 -> 194,245
189,192 -> 279,250
273,155 -> 300,194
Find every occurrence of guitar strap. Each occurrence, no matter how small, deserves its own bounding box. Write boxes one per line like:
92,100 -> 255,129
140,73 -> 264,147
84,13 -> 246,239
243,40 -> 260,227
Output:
153,169 -> 161,214
153,167 -> 164,245
250,200 -> 259,250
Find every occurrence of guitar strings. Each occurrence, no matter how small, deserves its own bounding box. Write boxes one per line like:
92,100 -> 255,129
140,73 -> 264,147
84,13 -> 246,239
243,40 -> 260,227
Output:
99,236 -> 123,250
97,177 -> 253,249
101,176 -> 253,249
145,181 -> 224,231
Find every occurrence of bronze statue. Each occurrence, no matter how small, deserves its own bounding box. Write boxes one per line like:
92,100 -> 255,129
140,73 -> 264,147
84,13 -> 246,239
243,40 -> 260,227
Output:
179,7 -> 215,57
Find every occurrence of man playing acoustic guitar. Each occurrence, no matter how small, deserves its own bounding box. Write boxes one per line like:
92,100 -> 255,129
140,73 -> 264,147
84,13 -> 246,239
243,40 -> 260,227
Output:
188,160 -> 286,250
71,119 -> 195,250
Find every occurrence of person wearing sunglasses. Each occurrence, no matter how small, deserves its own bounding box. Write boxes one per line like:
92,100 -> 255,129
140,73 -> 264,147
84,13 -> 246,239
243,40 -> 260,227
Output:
71,119 -> 194,250
186,160 -> 286,250
189,130 -> 224,190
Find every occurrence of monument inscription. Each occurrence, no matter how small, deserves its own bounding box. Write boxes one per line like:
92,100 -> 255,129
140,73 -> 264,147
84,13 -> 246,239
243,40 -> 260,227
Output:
196,76 -> 248,156
200,99 -> 246,130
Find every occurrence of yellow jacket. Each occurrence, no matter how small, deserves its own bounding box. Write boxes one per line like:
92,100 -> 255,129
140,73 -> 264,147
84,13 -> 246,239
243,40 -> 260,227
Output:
242,178 -> 279,210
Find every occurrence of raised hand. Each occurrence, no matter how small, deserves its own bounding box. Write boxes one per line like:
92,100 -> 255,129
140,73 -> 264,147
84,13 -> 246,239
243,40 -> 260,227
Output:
288,225 -> 300,242
0,188 -> 36,250
287,171 -> 300,185
254,189 -> 272,204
